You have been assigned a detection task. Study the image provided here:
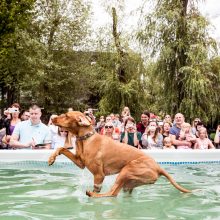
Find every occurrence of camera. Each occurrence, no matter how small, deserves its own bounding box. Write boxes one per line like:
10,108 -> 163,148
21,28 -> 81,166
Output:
8,107 -> 19,113
126,123 -> 135,129
84,111 -> 90,116
158,121 -> 163,126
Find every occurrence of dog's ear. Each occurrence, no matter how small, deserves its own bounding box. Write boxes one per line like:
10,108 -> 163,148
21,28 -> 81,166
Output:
77,115 -> 91,126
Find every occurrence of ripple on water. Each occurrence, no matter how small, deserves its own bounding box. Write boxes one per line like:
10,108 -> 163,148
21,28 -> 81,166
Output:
0,164 -> 220,220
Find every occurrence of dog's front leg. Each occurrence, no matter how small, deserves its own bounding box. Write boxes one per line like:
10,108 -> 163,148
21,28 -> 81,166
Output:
48,147 -> 85,169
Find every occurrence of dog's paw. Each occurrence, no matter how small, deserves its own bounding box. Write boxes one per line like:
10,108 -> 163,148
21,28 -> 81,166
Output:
48,156 -> 56,166
86,190 -> 93,197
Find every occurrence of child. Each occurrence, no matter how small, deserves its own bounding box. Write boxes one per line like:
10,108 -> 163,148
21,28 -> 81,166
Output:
177,123 -> 196,149
163,137 -> 175,149
194,127 -> 215,149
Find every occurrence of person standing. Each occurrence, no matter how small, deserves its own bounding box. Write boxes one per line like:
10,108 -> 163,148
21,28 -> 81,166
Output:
111,113 -> 122,132
169,113 -> 193,148
102,122 -> 120,141
214,124 -> 220,149
194,127 -> 215,149
141,120 -> 163,149
52,127 -> 76,149
136,111 -> 150,134
120,117 -> 142,148
10,104 -> 51,149
163,114 -> 173,125
95,115 -> 105,134
2,103 -> 21,147
177,122 -> 196,149
20,110 -> 30,121
191,118 -> 201,135
161,122 -> 172,139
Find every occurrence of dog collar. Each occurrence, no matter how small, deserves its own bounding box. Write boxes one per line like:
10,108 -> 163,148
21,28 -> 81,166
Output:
76,130 -> 96,141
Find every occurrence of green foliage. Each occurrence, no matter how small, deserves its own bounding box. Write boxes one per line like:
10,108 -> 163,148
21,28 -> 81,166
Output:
0,0 -> 92,114
90,50 -> 147,119
1,0 -> 220,125
0,0 -> 35,106
138,0 -> 219,122
0,0 -> 34,35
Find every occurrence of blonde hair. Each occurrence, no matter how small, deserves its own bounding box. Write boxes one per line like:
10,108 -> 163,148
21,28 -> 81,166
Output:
121,106 -> 130,117
197,127 -> 208,137
163,137 -> 171,144
181,122 -> 192,132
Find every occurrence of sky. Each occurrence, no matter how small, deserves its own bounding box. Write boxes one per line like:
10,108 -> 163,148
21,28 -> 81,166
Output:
91,0 -> 220,42
198,0 -> 220,41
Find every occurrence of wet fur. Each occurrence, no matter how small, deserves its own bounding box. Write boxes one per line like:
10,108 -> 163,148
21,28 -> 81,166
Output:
48,111 -> 191,197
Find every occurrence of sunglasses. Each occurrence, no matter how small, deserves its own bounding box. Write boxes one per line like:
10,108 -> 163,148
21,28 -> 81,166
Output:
105,126 -> 113,129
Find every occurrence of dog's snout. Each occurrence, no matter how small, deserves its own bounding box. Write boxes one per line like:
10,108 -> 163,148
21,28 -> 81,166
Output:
51,116 -> 58,122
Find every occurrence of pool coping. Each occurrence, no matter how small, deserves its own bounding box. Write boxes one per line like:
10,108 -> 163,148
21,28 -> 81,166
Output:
0,149 -> 220,165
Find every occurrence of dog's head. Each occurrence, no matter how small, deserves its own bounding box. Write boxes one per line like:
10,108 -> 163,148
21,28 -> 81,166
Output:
52,111 -> 92,134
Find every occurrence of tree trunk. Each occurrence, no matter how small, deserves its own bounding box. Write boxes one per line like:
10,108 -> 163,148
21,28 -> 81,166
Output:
112,7 -> 126,83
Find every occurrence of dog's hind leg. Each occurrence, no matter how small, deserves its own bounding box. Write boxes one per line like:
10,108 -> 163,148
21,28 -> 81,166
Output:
86,181 -> 123,198
86,169 -> 128,197
123,188 -> 133,194
86,158 -> 156,198
93,173 -> 105,193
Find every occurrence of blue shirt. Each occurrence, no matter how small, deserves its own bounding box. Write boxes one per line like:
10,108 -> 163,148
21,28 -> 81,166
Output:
12,120 -> 51,148
169,124 -> 181,139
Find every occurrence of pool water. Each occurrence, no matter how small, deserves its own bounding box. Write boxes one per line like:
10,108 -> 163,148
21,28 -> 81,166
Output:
0,162 -> 220,220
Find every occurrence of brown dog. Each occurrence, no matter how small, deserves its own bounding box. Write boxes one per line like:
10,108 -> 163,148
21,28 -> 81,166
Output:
48,111 -> 191,197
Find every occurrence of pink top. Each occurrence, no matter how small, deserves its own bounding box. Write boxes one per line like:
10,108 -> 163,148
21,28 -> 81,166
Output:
177,133 -> 194,150
177,145 -> 192,150
195,138 -> 213,149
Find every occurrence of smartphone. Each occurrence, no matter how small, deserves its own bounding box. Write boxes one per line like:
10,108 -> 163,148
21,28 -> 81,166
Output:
8,108 -> 19,113
158,121 -> 163,126
34,143 -> 50,148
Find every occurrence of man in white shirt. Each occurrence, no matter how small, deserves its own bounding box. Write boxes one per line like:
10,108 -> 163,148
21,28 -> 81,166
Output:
10,104 -> 51,149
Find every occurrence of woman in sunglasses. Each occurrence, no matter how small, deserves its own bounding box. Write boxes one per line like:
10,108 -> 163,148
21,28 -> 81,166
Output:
103,122 -> 120,141
192,118 -> 201,135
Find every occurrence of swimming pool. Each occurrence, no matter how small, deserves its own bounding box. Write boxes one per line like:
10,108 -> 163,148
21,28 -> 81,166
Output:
0,150 -> 220,220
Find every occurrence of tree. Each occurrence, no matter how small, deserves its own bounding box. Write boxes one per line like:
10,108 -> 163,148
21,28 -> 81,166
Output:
137,0 -> 219,122
89,7 -> 147,118
0,0 -> 35,109
19,0 -> 92,114
209,56 -> 220,124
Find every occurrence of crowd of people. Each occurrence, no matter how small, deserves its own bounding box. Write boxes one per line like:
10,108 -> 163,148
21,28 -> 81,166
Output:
95,107 -> 219,150
0,103 -> 219,150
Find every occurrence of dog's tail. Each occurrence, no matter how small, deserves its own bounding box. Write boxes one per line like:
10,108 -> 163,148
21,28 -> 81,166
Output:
159,168 -> 191,193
